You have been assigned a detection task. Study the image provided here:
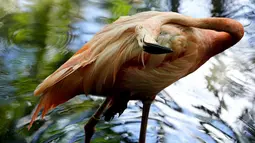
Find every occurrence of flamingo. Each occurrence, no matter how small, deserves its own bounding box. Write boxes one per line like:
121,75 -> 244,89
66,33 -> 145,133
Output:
28,11 -> 244,143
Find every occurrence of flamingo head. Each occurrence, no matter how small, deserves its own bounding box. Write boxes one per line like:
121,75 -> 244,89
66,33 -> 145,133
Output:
135,17 -> 244,73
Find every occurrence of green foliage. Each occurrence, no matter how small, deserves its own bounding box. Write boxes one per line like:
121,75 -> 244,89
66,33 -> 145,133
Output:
104,0 -> 131,23
0,0 -> 81,49
0,0 -> 83,142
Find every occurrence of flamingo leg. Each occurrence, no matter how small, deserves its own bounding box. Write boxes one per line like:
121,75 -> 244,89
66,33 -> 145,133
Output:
84,97 -> 112,143
139,100 -> 153,143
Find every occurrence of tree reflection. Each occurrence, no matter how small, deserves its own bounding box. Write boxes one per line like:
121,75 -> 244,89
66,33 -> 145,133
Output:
237,4 -> 255,141
0,0 -> 82,142
170,0 -> 180,12
203,1 -> 255,142
0,0 -> 136,142
211,0 -> 225,16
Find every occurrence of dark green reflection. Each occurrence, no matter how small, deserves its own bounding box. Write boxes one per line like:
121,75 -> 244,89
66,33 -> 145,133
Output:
0,0 -> 82,142
0,0 -> 133,142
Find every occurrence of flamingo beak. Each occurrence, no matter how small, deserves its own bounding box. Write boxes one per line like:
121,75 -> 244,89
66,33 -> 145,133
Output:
136,25 -> 173,54
143,41 -> 173,54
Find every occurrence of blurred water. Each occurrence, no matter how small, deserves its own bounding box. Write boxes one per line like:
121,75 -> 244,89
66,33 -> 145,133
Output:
0,0 -> 255,143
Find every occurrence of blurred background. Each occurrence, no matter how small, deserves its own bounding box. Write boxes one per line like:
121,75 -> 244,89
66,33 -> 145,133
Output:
0,0 -> 254,142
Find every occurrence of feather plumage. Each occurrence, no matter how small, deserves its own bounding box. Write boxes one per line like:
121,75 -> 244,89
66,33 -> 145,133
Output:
29,11 -> 244,131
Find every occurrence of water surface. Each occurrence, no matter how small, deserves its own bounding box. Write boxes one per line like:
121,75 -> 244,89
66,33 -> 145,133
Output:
0,0 -> 255,143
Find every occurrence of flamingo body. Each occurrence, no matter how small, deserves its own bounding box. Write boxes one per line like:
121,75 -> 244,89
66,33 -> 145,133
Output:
28,11 -> 244,142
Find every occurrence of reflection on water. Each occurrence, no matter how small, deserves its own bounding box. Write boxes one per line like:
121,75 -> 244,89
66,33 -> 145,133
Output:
0,0 -> 254,143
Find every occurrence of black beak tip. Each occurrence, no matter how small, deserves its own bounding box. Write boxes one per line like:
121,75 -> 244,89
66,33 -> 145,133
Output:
143,42 -> 173,54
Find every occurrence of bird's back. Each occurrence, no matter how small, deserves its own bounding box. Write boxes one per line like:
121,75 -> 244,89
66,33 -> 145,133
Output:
29,11 -> 244,129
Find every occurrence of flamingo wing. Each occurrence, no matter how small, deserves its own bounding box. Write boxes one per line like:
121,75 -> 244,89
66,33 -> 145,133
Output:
34,44 -> 94,96
28,43 -> 95,129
